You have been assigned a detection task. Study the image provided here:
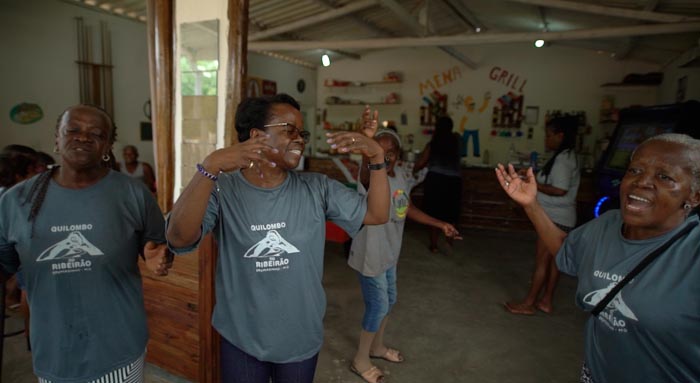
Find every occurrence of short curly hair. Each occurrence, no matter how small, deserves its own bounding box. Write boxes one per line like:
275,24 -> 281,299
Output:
235,94 -> 300,142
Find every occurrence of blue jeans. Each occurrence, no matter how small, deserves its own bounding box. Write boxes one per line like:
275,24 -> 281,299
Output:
358,266 -> 397,332
220,338 -> 318,383
460,129 -> 480,157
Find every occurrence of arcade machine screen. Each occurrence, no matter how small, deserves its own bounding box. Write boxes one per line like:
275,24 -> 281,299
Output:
605,123 -> 674,171
594,100 -> 699,218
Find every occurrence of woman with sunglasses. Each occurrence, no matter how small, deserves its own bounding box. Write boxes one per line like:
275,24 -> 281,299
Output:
166,93 -> 390,383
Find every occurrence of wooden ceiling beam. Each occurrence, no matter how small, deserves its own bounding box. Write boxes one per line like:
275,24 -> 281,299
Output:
504,0 -> 700,23
377,0 -> 477,68
249,0 -> 377,41
249,21 -> 700,50
439,0 -> 483,32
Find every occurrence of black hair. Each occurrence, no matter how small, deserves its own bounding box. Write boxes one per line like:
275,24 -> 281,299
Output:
235,93 -> 300,142
2,144 -> 37,157
429,115 -> 460,166
540,115 -> 579,180
21,104 -> 118,236
34,151 -> 56,167
0,153 -> 33,188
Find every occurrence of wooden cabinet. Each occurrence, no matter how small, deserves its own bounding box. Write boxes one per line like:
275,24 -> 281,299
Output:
411,168 -> 596,232
411,167 -> 533,231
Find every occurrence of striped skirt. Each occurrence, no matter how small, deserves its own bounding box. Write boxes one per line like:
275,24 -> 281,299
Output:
37,351 -> 145,383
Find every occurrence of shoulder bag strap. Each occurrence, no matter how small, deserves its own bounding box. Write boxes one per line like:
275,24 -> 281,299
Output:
591,220 -> 698,317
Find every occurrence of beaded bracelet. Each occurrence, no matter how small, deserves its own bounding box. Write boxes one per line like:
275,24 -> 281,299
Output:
196,163 -> 218,181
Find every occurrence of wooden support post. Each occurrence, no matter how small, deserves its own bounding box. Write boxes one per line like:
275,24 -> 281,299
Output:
146,0 -> 175,213
224,0 -> 249,146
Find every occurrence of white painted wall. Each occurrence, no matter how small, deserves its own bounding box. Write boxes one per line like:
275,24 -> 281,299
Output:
318,45 -> 659,166
659,47 -> 700,104
248,52 -> 317,155
0,0 -> 151,165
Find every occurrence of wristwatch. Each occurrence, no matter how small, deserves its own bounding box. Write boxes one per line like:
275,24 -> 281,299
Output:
367,161 -> 387,171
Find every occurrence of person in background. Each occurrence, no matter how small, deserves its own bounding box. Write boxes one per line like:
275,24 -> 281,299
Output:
0,104 -> 172,383
0,152 -> 35,311
413,115 -> 462,253
34,151 -> 56,172
0,152 -> 35,195
495,133 -> 700,382
348,129 -> 461,383
121,145 -> 156,193
166,94 -> 389,383
505,115 -> 580,315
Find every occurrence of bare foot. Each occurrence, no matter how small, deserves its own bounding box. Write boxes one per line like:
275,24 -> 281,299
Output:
536,301 -> 552,314
504,301 -> 536,315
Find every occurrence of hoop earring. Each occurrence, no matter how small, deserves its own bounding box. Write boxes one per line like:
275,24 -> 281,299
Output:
102,154 -> 111,162
684,203 -> 692,210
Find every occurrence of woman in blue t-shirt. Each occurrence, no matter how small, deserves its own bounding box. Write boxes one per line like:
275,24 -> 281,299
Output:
0,105 -> 172,383
496,133 -> 700,382
166,94 -> 391,383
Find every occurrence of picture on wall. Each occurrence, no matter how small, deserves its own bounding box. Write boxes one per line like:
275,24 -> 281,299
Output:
10,102 -> 43,124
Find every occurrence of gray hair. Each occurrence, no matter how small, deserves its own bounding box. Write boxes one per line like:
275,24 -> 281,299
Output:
375,129 -> 402,150
633,133 -> 700,194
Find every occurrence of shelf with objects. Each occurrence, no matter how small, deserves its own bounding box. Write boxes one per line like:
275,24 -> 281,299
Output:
323,72 -> 402,107
317,71 -> 405,157
323,71 -> 403,88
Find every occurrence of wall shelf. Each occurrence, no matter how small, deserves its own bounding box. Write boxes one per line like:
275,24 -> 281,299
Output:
324,79 -> 402,87
326,102 -> 401,106
600,83 -> 658,90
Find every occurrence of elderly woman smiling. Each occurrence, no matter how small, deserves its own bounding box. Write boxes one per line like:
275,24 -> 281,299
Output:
495,133 -> 700,382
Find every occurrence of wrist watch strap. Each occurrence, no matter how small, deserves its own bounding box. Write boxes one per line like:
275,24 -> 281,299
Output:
367,161 -> 387,171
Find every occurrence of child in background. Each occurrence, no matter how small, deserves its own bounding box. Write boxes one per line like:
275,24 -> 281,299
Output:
348,129 -> 461,383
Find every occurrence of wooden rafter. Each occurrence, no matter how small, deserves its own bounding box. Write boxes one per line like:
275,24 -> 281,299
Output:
248,21 -> 700,50
504,0 -> 700,23
249,0 -> 377,40
376,0 -> 478,69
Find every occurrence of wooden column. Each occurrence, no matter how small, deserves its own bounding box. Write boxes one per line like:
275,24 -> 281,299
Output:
146,0 -> 175,212
224,0 -> 249,146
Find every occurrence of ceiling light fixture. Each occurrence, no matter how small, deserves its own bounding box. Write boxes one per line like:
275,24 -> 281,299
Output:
534,39 -> 545,48
322,54 -> 331,67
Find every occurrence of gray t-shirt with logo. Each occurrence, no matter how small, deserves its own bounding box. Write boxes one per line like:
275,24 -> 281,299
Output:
0,171 -> 165,383
557,210 -> 700,382
348,164 -> 418,277
536,149 -> 580,228
168,170 -> 366,363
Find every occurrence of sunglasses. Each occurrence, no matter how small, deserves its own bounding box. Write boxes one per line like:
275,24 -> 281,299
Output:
262,122 -> 311,143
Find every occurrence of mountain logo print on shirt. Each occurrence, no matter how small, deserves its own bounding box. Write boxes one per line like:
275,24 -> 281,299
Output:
244,230 -> 300,258
584,282 -> 638,331
37,231 -> 104,261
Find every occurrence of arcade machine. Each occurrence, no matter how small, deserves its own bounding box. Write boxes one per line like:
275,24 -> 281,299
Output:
594,100 -> 700,217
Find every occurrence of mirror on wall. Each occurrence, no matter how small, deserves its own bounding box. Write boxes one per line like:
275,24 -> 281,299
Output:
179,19 -> 219,193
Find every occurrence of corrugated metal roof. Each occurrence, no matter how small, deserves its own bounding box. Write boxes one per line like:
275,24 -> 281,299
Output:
68,0 -> 700,67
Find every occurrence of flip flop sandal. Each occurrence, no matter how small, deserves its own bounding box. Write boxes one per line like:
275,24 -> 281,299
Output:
370,348 -> 405,363
349,364 -> 385,383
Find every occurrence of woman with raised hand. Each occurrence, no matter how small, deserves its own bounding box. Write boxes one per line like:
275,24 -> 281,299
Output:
166,94 -> 390,383
504,115 -> 580,315
0,104 -> 172,383
348,128 -> 461,383
495,133 -> 700,382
